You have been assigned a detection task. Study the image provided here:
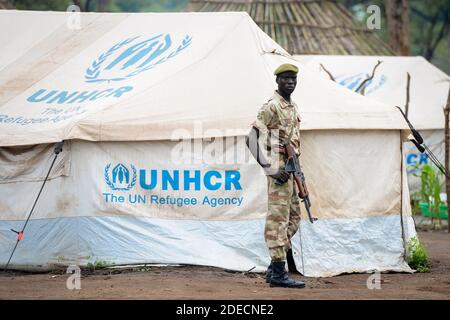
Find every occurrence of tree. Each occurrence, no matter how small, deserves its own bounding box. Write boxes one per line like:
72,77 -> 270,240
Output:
410,0 -> 450,61
385,0 -> 411,55
12,0 -> 71,10
338,0 -> 450,73
72,0 -> 108,12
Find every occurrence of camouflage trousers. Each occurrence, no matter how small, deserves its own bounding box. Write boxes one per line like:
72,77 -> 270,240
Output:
265,175 -> 301,261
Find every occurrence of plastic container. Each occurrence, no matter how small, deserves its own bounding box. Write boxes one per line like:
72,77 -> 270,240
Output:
419,202 -> 448,220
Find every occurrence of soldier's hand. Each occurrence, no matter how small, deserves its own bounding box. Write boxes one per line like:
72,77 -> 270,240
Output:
270,169 -> 290,184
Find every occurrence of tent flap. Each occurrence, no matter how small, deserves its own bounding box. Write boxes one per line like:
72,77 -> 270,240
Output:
0,142 -> 70,183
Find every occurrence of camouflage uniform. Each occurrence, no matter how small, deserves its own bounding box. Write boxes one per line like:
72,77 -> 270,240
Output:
254,91 -> 302,262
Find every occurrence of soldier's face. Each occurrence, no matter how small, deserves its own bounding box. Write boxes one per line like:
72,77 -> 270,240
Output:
277,72 -> 297,95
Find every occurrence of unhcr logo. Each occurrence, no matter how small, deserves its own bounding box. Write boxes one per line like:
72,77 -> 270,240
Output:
85,34 -> 193,83
104,163 -> 137,191
335,73 -> 387,95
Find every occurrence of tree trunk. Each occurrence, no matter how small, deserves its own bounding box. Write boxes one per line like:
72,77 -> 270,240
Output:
85,0 -> 91,12
98,0 -> 108,12
385,0 -> 411,55
445,89 -> 450,233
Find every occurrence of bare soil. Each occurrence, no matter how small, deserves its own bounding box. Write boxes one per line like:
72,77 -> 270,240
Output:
0,230 -> 449,300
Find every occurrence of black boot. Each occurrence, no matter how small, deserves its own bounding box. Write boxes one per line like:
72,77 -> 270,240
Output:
270,261 -> 305,288
265,262 -> 273,283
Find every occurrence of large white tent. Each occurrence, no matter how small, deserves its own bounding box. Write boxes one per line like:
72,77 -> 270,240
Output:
0,10 -> 415,277
294,55 -> 450,191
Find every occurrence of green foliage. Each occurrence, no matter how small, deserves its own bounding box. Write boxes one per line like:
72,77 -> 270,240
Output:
13,0 -> 72,10
87,258 -> 114,271
406,236 -> 429,272
138,265 -> 153,272
410,191 -> 422,216
111,0 -> 189,12
409,0 -> 450,73
417,164 -> 443,219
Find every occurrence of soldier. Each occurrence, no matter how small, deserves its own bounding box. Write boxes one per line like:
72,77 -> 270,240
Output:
246,63 -> 305,288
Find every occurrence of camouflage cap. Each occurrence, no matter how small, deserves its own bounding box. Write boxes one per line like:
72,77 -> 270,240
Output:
274,63 -> 299,76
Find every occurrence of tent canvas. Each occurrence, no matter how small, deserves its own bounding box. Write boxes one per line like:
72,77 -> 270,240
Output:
294,55 -> 450,191
0,10 -> 415,277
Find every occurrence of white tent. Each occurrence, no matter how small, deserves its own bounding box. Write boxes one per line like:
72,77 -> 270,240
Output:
0,10 -> 415,277
294,55 -> 450,191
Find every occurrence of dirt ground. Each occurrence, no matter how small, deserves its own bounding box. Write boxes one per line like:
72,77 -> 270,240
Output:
0,230 -> 449,300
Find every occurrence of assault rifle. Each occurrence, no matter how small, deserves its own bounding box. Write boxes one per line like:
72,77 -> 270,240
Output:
275,144 -> 317,223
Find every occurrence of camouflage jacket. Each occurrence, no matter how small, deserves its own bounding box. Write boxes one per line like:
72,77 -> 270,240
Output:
254,91 -> 301,165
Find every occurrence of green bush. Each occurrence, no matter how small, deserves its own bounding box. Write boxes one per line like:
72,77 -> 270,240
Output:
406,236 -> 429,272
87,258 -> 114,271
418,164 -> 443,219
410,191 -> 422,216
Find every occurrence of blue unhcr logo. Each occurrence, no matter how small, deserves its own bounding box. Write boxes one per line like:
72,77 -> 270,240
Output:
335,73 -> 387,95
104,163 -> 137,191
406,153 -> 429,174
85,34 -> 192,83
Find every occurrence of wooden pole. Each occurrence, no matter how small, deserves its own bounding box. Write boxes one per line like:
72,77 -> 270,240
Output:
405,72 -> 411,118
444,89 -> 450,233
